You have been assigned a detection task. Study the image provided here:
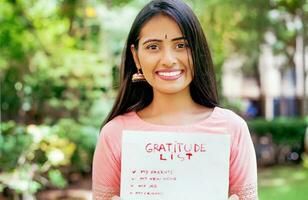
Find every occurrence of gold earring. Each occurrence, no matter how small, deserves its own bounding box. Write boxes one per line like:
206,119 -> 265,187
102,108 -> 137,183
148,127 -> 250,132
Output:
132,68 -> 146,83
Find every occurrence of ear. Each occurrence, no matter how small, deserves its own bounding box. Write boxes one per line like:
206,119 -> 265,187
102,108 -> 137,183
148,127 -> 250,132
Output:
130,44 -> 141,70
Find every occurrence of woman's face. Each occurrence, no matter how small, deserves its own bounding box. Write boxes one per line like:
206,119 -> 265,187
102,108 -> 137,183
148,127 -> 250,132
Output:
131,14 -> 193,96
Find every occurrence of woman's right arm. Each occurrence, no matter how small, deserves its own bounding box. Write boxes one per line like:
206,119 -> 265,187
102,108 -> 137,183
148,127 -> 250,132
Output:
92,119 -> 123,200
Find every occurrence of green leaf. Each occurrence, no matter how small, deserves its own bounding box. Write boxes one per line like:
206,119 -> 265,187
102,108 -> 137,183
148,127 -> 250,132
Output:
48,169 -> 67,188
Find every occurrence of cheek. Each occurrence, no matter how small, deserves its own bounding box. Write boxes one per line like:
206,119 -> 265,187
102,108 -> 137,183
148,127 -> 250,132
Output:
187,52 -> 193,67
138,53 -> 159,71
180,52 -> 193,74
186,53 -> 193,76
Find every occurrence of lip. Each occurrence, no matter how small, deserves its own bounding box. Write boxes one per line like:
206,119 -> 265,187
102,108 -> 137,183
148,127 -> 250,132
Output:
155,69 -> 184,81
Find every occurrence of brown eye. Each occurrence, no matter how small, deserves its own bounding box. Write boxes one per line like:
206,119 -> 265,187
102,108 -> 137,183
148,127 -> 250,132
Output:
176,42 -> 189,49
146,44 -> 159,50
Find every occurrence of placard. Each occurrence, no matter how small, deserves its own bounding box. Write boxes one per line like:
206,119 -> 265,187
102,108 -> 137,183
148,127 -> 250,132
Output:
121,130 -> 230,200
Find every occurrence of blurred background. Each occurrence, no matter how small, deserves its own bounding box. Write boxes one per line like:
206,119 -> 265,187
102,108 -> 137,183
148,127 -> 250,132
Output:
0,0 -> 307,199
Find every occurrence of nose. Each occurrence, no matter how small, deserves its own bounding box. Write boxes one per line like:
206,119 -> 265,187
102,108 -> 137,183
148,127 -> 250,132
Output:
161,48 -> 177,67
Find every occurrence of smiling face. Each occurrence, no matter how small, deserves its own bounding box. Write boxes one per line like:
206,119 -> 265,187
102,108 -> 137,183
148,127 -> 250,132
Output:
131,14 -> 193,96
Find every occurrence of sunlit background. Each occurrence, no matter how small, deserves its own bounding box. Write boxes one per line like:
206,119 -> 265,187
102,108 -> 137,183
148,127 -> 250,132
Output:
1,0 -> 307,199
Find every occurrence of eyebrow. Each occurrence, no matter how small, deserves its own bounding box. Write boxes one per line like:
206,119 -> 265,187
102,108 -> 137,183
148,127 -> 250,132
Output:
142,37 -> 186,45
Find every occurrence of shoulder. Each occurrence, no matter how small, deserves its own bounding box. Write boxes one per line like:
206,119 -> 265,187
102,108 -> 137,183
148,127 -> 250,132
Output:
214,107 -> 247,124
101,115 -> 123,133
213,107 -> 248,132
100,112 -> 137,138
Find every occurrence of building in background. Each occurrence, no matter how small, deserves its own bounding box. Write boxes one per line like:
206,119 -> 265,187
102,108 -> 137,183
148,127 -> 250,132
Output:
222,32 -> 307,119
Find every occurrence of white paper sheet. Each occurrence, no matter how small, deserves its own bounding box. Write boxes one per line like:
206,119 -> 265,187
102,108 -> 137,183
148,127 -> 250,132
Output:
121,130 -> 230,200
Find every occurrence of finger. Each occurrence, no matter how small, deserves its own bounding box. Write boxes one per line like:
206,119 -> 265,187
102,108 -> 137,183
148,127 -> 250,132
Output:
111,196 -> 121,200
228,194 -> 239,200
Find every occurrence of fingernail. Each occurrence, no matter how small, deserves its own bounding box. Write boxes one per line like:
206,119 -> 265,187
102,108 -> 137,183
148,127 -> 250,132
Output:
229,194 -> 239,200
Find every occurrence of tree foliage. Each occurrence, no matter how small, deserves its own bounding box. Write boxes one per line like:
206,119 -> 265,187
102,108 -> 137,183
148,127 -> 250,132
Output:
1,0 -> 114,124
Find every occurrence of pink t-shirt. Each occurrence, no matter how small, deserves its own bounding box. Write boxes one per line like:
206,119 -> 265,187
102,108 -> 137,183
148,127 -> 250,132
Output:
92,107 -> 258,199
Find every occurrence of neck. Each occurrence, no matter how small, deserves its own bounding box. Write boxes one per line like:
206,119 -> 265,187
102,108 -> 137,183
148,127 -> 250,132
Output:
146,89 -> 199,116
137,88 -> 214,125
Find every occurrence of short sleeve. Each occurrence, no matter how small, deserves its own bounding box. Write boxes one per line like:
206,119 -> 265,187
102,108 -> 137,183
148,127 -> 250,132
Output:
229,118 -> 258,200
92,118 -> 123,199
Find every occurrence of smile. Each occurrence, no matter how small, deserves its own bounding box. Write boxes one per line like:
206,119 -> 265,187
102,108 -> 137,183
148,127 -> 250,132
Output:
156,70 -> 183,80
157,71 -> 182,76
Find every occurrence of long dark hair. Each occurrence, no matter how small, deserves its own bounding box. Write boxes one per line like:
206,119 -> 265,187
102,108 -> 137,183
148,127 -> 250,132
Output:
103,0 -> 218,126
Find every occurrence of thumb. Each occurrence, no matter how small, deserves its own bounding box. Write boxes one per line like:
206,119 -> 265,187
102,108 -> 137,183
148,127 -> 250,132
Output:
111,196 -> 121,200
228,194 -> 239,200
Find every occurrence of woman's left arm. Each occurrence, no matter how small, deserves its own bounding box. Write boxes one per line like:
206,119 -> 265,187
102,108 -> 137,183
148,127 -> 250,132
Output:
229,119 -> 258,200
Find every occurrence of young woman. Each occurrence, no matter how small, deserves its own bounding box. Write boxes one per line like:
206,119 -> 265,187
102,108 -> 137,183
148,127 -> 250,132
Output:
92,0 -> 258,199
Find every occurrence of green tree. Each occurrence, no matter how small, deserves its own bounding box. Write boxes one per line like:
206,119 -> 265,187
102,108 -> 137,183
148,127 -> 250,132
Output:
0,0 -> 112,124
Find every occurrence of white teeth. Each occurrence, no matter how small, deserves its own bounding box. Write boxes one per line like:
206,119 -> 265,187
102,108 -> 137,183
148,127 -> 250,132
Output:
157,71 -> 181,77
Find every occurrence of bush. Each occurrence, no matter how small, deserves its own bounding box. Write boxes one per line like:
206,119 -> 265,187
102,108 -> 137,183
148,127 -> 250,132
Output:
248,117 -> 307,145
0,120 -> 99,198
248,117 -> 307,166
0,121 -> 32,171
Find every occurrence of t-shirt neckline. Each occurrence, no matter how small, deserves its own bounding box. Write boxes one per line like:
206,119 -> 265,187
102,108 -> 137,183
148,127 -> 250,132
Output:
132,106 -> 218,128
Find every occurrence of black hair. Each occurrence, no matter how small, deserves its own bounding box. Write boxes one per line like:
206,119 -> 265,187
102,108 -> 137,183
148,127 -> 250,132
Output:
103,0 -> 218,126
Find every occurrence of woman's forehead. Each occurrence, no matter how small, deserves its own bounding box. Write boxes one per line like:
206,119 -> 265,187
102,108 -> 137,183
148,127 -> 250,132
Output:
138,15 -> 184,42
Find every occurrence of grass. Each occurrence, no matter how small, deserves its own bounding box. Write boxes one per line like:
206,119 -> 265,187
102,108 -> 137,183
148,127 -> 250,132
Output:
258,165 -> 308,200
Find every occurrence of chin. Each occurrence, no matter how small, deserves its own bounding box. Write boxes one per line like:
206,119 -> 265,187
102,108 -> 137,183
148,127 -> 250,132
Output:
154,85 -> 189,95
